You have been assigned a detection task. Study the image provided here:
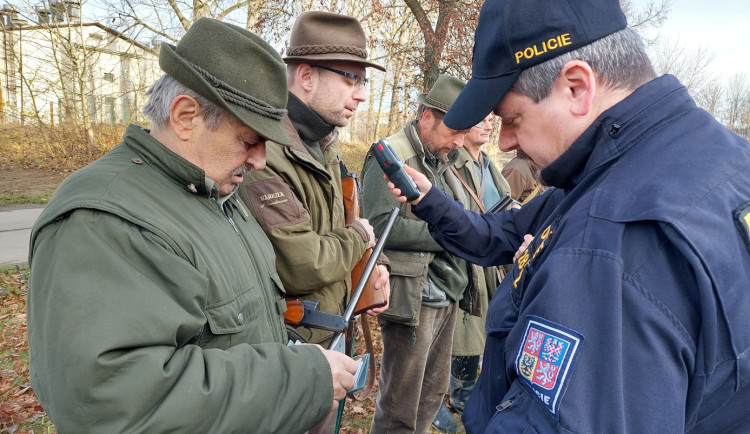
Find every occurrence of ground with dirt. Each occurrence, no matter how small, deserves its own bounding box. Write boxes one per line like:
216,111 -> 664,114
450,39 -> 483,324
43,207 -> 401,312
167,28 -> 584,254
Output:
0,167 -> 68,210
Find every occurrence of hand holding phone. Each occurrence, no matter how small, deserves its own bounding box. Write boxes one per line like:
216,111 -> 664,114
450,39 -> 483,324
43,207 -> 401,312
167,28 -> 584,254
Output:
370,139 -> 421,201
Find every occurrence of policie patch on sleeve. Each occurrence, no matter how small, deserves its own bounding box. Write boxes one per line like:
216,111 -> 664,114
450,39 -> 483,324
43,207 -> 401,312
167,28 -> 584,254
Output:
733,201 -> 750,256
515,316 -> 583,417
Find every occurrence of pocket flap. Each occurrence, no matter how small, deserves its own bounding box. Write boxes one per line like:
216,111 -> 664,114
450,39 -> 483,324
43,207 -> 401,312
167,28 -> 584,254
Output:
387,250 -> 431,277
205,288 -> 259,335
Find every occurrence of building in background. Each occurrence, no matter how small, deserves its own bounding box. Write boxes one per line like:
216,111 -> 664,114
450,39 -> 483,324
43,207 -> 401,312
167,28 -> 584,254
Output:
0,1 -> 159,126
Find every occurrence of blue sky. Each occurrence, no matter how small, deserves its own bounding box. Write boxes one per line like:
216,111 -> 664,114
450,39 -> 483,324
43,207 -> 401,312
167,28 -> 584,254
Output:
632,0 -> 750,79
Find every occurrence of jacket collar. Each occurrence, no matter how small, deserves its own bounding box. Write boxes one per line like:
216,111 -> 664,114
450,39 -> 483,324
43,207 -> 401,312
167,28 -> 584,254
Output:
287,92 -> 336,148
542,75 -> 694,190
124,125 -> 225,199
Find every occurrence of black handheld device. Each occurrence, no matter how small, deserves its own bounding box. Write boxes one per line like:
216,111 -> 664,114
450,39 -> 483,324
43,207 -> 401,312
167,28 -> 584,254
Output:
370,139 -> 421,201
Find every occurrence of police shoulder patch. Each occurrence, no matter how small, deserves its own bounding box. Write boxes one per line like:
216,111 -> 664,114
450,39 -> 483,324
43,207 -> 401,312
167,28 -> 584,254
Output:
733,200 -> 750,256
515,315 -> 583,416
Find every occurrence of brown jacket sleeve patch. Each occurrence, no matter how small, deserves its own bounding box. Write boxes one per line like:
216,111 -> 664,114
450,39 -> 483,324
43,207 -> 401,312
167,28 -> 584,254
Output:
243,177 -> 309,232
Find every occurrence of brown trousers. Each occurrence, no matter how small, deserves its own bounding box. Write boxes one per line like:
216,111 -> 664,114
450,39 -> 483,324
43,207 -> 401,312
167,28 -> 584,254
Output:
370,303 -> 458,433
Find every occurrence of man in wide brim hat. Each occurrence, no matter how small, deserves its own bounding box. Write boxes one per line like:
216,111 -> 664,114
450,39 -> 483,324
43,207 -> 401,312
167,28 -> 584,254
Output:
27,17 -> 360,434
239,10 -> 391,433
160,17 -> 291,146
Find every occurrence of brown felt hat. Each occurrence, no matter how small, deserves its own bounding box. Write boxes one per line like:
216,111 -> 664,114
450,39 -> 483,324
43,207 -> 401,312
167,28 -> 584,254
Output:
283,11 -> 385,71
159,18 -> 291,146
417,74 -> 466,114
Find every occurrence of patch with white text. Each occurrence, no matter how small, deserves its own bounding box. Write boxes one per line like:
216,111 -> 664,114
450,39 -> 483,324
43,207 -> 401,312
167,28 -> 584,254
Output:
515,316 -> 583,416
733,200 -> 750,256
243,177 -> 309,232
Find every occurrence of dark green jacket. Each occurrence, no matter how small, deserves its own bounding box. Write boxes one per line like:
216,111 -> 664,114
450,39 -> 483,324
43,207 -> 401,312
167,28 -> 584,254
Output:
238,94 -> 369,344
28,125 -> 332,433
361,121 -> 468,326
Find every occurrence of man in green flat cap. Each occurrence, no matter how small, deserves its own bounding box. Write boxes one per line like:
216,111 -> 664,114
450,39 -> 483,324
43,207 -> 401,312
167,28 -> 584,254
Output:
360,73 -> 472,433
27,18 -> 356,434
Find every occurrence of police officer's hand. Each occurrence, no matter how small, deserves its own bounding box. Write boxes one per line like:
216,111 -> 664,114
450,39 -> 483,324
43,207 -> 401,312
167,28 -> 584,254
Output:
318,347 -> 357,406
366,265 -> 390,316
514,234 -> 534,262
385,164 -> 431,205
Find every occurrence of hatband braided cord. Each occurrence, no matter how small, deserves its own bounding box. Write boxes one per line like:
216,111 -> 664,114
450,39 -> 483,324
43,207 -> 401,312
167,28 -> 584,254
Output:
286,44 -> 368,59
424,96 -> 450,113
186,60 -> 287,121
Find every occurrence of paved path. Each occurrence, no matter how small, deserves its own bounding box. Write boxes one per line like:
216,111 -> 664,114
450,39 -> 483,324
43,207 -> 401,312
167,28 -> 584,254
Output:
0,206 -> 45,266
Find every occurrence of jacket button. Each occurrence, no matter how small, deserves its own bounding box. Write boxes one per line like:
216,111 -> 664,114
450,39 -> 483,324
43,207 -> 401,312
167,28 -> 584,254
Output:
132,157 -> 143,165
237,313 -> 245,325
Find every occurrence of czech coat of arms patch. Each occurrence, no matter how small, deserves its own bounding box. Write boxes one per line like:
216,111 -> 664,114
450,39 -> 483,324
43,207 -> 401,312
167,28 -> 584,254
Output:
515,316 -> 583,416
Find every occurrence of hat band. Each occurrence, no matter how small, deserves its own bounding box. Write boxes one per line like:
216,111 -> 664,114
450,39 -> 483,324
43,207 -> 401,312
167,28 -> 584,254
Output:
186,59 -> 287,121
423,96 -> 450,113
286,44 -> 368,60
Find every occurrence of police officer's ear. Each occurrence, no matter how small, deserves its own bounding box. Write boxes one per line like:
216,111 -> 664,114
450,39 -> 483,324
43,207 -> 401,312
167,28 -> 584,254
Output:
557,60 -> 596,118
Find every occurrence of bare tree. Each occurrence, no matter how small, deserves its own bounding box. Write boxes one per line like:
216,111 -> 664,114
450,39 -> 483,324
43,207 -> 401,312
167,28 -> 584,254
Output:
725,73 -> 750,136
403,0 -> 475,90
620,0 -> 672,39
10,5 -> 101,150
697,80 -> 723,119
650,38 -> 718,102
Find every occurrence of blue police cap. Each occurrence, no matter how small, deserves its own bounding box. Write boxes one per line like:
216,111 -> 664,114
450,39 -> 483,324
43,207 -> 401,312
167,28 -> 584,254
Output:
444,0 -> 628,130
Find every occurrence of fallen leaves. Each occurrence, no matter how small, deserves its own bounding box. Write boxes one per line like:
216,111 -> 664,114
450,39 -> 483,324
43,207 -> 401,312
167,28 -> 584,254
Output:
0,266 -> 50,433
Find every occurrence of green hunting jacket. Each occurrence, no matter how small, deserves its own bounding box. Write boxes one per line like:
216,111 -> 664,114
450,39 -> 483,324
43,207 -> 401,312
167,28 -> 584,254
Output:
361,120 -> 469,326
238,94 -> 370,344
27,125 -> 332,433
451,147 -> 512,356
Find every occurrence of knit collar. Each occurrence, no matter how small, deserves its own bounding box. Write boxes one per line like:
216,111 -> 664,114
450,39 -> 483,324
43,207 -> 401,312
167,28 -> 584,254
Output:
286,92 -> 336,147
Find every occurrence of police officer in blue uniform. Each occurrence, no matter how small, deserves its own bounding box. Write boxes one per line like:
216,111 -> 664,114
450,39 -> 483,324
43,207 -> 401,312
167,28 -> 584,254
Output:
382,0 -> 750,432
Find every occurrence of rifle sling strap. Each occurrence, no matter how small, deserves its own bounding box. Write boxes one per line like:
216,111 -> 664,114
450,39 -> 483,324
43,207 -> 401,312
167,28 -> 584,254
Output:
451,166 -> 486,213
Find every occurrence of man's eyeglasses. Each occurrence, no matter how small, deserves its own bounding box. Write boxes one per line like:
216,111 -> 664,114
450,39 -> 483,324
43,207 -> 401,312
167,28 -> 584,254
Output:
311,64 -> 369,89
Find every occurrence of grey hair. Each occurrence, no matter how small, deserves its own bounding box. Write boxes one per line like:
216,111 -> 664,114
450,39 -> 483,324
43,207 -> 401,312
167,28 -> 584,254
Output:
143,74 -> 230,130
511,28 -> 656,102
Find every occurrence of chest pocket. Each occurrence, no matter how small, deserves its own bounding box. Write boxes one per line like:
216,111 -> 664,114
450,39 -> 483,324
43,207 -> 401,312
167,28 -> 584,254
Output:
196,283 -> 282,349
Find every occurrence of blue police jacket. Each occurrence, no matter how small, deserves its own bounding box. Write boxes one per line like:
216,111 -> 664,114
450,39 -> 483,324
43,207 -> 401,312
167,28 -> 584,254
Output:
412,75 -> 750,433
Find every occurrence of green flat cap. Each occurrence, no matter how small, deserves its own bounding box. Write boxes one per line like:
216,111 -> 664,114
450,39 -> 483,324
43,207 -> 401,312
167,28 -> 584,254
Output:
160,18 -> 291,146
418,73 -> 466,114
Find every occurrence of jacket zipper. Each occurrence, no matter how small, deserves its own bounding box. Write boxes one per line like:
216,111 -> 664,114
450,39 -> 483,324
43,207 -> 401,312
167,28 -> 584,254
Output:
214,197 -> 284,343
497,399 -> 513,412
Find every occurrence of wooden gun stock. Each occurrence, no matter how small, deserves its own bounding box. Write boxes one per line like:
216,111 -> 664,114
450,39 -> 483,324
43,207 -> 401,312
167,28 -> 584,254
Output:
342,173 -> 387,315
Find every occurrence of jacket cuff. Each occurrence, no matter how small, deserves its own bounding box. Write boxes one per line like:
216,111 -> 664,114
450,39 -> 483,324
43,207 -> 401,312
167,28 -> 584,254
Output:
347,220 -> 370,244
